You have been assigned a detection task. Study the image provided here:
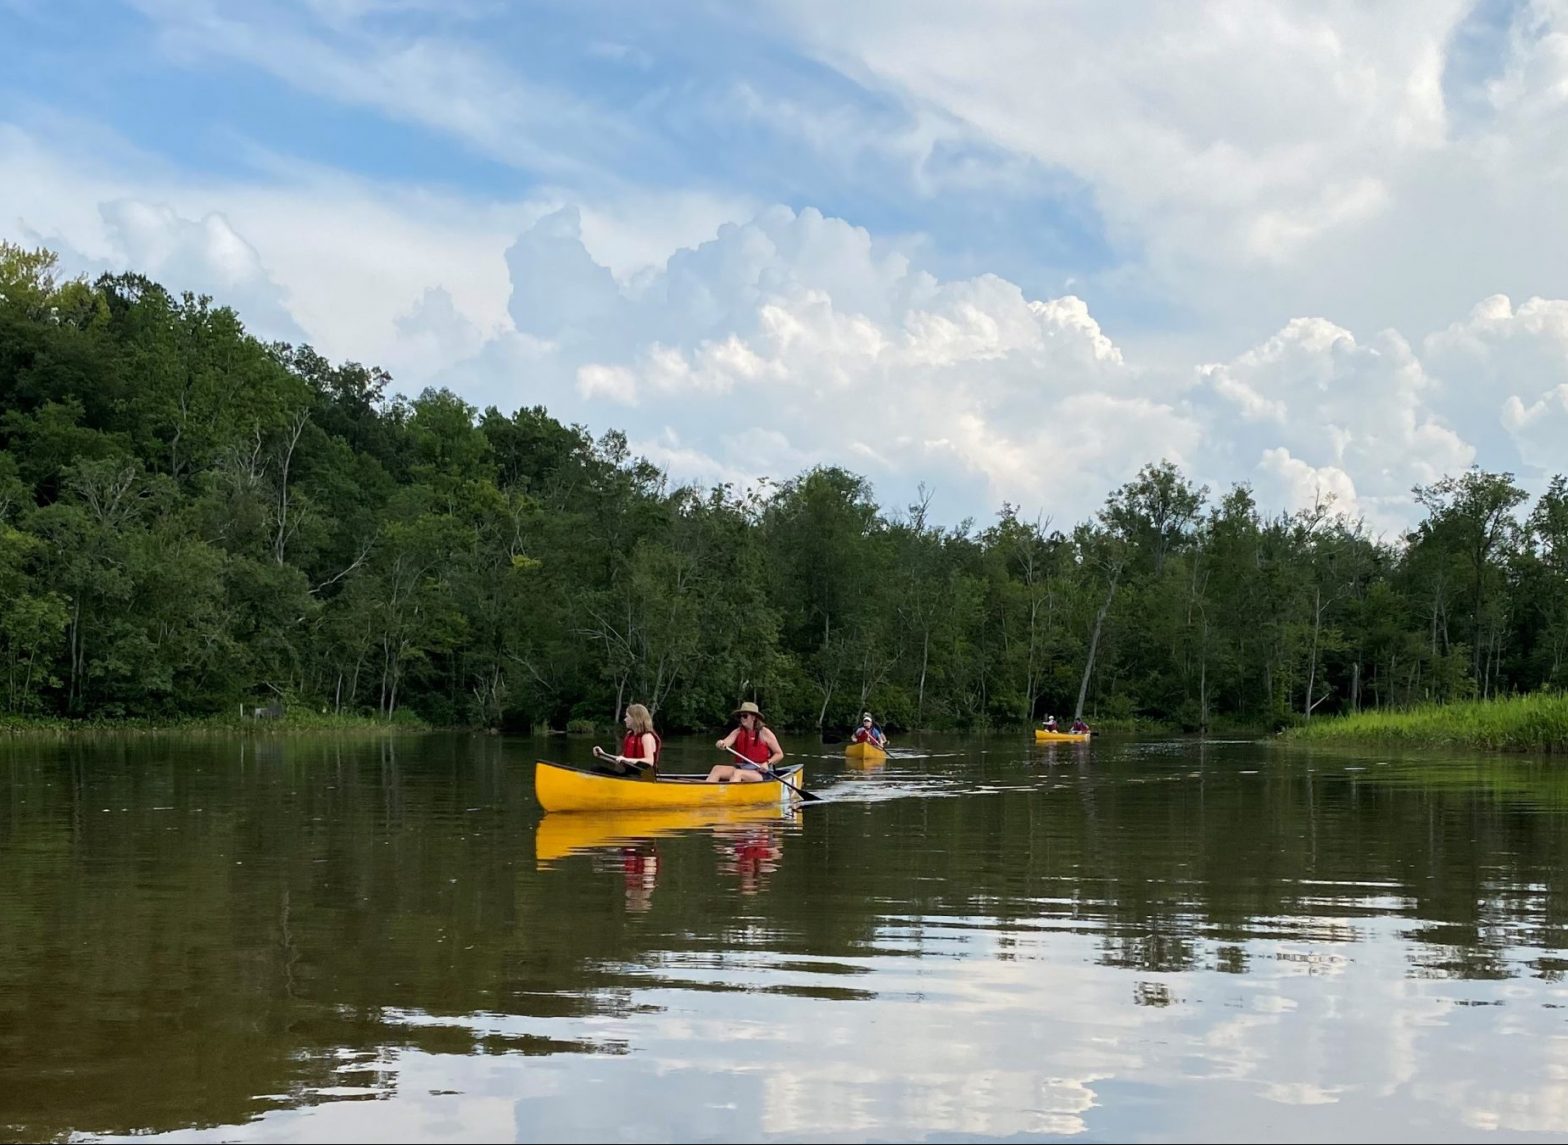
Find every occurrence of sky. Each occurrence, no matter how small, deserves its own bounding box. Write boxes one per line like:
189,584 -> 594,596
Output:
3,0 -> 1567,535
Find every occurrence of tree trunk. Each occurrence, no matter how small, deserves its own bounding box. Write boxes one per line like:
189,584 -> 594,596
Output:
1074,573 -> 1119,721
1198,617 -> 1209,733
273,411 -> 308,565
1304,585 -> 1322,718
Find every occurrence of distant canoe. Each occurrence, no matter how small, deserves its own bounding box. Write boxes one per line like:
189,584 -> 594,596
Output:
536,804 -> 797,863
1034,729 -> 1092,743
534,758 -> 806,813
844,740 -> 888,762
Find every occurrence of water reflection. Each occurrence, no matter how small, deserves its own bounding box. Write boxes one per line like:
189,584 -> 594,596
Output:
533,805 -> 799,865
535,805 -> 799,908
713,820 -> 787,895
9,734 -> 1568,1142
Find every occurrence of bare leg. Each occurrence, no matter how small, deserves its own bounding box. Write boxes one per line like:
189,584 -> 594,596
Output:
705,765 -> 736,783
733,768 -> 765,783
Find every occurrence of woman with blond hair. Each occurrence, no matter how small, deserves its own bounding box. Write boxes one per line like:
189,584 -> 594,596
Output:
593,703 -> 661,777
706,701 -> 784,783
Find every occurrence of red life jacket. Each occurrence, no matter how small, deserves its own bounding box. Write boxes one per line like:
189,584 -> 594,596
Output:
622,729 -> 661,768
733,726 -> 771,765
852,727 -> 871,743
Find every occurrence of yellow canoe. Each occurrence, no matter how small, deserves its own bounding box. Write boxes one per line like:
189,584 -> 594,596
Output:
536,804 -> 798,863
844,740 -> 888,762
1035,729 -> 1092,743
533,758 -> 807,813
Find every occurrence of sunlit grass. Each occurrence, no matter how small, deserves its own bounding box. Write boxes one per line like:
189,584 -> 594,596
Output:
1286,692 -> 1568,752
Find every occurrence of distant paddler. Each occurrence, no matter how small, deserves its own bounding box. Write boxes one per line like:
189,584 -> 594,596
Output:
851,712 -> 889,750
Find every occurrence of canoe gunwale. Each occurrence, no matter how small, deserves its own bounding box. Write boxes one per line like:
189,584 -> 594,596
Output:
533,758 -> 806,812
536,759 -> 804,785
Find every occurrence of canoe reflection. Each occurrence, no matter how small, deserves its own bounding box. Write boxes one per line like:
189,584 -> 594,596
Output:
535,805 -> 799,907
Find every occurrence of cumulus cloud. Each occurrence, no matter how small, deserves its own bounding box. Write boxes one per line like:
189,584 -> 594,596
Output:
426,200 -> 1560,533
6,125 -> 1566,534
1195,317 -> 1477,530
1422,294 -> 1568,475
98,199 -> 306,341
459,204 -> 1201,519
764,0 -> 1568,347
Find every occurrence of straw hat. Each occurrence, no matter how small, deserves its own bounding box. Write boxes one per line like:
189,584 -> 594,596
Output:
733,701 -> 764,720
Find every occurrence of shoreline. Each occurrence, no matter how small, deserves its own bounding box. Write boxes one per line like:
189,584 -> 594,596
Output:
0,713 -> 432,737
1282,693 -> 1568,753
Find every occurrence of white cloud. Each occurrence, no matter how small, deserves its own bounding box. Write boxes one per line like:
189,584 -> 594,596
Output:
0,121 -> 749,394
763,0 -> 1568,349
575,363 -> 639,405
5,124 -> 1566,533
1195,317 -> 1477,531
474,204 -> 1201,518
131,0 -> 626,178
99,198 -> 306,341
1423,293 -> 1568,474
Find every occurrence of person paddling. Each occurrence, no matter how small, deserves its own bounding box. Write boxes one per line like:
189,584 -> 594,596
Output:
851,712 -> 889,749
707,701 -> 783,783
1070,717 -> 1091,735
593,703 -> 661,778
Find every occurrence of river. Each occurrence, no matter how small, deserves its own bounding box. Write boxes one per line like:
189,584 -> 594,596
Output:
3,731 -> 1567,1142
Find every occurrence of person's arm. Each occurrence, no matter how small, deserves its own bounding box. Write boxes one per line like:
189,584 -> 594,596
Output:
640,732 -> 658,762
716,728 -> 738,750
762,728 -> 785,766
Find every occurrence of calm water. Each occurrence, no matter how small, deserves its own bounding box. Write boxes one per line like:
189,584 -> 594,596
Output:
5,732 -> 1568,1143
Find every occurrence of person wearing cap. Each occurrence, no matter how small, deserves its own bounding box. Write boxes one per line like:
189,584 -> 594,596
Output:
708,701 -> 784,783
851,712 -> 889,749
1042,714 -> 1059,733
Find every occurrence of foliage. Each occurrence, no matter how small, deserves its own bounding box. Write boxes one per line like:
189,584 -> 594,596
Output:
2,242 -> 1566,732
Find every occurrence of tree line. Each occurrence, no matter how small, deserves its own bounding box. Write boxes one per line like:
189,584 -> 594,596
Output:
2,242 -> 1565,732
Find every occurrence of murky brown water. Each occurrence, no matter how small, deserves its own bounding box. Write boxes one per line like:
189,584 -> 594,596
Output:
4,732 -> 1568,1142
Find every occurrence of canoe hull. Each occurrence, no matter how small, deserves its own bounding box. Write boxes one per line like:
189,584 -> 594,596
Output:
844,741 -> 888,762
1034,730 -> 1092,743
534,759 -> 806,812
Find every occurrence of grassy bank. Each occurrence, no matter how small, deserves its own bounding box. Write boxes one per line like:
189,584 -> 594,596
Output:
1284,692 -> 1568,753
0,710 -> 429,736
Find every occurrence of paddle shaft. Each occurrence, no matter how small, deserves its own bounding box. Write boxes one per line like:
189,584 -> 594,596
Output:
593,745 -> 654,770
721,743 -> 822,802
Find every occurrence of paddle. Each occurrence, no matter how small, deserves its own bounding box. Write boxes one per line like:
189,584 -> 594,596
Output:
721,743 -> 823,802
592,745 -> 657,781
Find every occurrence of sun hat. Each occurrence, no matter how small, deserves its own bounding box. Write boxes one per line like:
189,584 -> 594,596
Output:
734,701 -> 764,720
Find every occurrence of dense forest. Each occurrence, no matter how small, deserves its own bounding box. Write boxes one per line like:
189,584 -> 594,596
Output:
1,241 -> 1565,732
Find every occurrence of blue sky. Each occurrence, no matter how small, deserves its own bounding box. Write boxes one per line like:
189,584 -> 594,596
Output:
3,0 -> 1117,299
4,0 -> 1567,530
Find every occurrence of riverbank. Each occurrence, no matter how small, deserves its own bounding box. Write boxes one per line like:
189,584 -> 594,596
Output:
0,711 -> 429,736
1284,693 -> 1568,753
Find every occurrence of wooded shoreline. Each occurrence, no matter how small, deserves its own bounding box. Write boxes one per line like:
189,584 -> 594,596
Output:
4,242 -> 1565,736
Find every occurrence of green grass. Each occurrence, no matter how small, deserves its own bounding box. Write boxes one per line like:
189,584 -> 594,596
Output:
0,709 -> 428,736
1284,692 -> 1568,753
